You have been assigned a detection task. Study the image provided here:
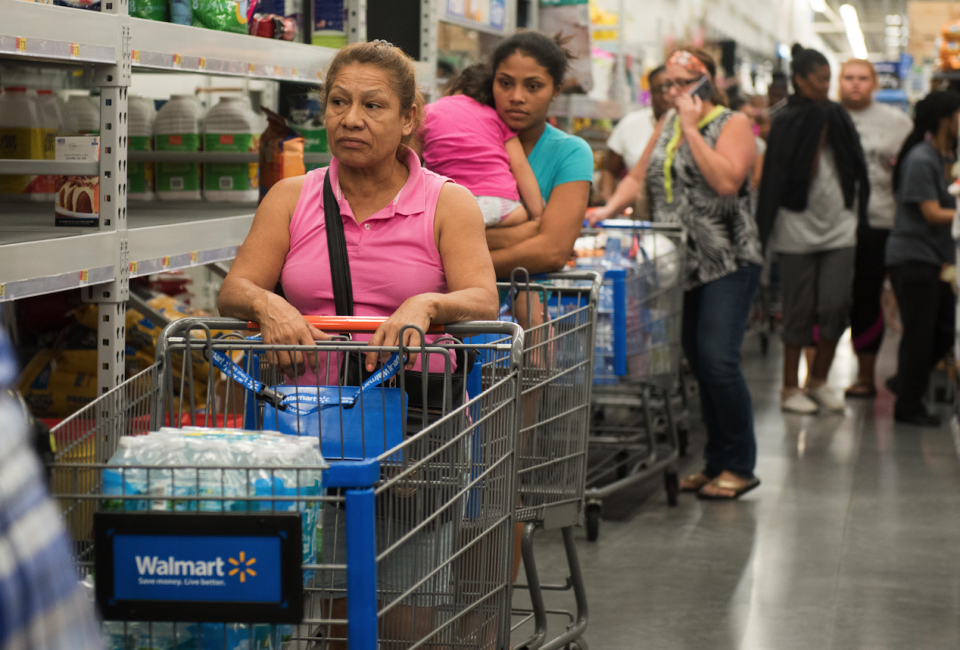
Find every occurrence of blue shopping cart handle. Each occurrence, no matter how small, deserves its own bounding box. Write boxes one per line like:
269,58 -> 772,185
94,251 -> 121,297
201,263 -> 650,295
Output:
583,218 -> 655,229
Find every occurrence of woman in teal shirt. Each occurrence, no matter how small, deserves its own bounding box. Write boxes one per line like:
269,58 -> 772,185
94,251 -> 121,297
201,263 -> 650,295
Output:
484,32 -> 595,277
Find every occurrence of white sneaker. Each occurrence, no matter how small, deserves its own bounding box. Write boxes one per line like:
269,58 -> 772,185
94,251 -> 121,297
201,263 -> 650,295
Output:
782,390 -> 818,414
808,385 -> 845,413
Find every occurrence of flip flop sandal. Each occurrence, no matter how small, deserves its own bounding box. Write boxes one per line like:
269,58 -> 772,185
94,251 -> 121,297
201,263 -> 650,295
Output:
697,476 -> 761,501
679,472 -> 712,492
844,383 -> 877,398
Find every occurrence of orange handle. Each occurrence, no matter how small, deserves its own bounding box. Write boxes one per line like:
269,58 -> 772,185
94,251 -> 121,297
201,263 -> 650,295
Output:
246,315 -> 444,333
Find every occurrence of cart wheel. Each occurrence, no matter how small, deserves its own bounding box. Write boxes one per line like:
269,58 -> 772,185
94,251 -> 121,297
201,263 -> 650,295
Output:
677,426 -> 689,458
585,504 -> 601,542
615,450 -> 630,479
760,332 -> 769,357
665,471 -> 679,507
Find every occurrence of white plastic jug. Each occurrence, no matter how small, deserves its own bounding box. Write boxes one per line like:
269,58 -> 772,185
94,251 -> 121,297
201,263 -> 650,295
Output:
202,97 -> 261,203
155,95 -> 203,201
0,87 -> 51,202
129,95 -> 157,201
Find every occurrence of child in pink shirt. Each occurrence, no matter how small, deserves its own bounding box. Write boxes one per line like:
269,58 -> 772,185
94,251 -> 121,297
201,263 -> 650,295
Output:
421,64 -> 543,227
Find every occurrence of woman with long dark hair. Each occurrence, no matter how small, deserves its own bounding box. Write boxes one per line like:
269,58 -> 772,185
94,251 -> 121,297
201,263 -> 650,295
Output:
885,91 -> 960,426
757,44 -> 870,415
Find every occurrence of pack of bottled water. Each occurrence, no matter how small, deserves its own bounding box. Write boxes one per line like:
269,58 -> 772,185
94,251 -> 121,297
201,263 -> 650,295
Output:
103,428 -> 326,586
103,621 -> 278,650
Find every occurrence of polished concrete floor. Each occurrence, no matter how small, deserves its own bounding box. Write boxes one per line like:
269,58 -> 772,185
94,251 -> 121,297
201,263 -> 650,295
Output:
518,330 -> 960,649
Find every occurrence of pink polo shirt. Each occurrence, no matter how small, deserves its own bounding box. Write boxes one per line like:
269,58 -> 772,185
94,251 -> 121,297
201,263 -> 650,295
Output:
280,147 -> 453,383
421,94 -> 520,200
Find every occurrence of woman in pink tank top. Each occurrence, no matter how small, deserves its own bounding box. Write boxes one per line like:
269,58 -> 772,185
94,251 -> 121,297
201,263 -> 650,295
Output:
218,41 -> 499,650
219,43 -> 497,380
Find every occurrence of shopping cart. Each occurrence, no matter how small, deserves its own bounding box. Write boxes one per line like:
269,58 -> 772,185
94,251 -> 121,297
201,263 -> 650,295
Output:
496,270 -> 601,650
574,221 -> 688,541
49,315 -> 524,650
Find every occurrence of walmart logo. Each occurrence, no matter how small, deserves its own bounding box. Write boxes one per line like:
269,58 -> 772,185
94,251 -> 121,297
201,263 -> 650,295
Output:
227,551 -> 257,583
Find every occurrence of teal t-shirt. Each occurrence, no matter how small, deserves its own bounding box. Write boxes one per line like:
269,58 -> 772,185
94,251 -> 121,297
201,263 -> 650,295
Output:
527,123 -> 594,201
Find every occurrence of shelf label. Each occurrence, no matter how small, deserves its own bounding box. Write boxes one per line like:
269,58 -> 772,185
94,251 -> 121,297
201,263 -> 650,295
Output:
248,63 -> 255,74
173,53 -> 181,68
69,43 -> 80,58
274,65 -> 281,76
79,270 -> 89,285
316,71 -> 322,81
0,284 -> 5,299
129,261 -> 138,274
162,256 -> 170,269
190,252 -> 198,264
15,37 -> 26,53
199,57 -> 206,70
292,68 -> 297,77
132,49 -> 140,63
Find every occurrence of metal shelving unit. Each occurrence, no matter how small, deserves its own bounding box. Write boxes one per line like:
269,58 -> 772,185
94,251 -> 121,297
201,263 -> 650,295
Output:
0,0 -> 346,394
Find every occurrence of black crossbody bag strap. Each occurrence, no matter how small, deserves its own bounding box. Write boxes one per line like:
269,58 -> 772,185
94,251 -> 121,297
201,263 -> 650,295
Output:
323,171 -> 354,317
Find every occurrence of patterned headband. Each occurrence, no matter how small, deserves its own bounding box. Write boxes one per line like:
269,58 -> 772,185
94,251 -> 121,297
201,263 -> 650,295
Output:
667,50 -> 709,77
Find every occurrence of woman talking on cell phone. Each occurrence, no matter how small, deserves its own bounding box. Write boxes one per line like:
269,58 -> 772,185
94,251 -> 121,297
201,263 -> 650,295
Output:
589,47 -> 763,500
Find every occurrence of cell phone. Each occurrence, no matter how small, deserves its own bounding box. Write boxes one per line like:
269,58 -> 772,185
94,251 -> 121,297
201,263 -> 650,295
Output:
688,75 -> 713,101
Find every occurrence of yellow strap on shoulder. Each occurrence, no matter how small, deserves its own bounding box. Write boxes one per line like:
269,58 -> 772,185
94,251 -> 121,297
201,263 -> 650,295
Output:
663,106 -> 726,204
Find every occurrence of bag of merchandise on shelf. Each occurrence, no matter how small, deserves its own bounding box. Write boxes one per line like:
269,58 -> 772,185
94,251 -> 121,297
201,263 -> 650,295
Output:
259,107 -> 305,201
130,0 -> 168,20
191,0 -> 250,34
52,0 -> 101,10
16,349 -> 98,418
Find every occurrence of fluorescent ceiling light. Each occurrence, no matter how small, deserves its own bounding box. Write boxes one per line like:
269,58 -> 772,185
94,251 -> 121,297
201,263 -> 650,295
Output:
809,0 -> 827,13
839,4 -> 868,58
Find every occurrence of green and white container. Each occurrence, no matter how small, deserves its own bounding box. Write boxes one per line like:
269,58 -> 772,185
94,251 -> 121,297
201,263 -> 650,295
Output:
62,94 -> 100,136
128,95 -> 157,201
155,95 -> 203,201
203,97 -> 261,203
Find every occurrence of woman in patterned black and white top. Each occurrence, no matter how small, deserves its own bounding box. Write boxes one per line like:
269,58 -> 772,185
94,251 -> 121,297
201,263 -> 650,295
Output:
589,47 -> 763,500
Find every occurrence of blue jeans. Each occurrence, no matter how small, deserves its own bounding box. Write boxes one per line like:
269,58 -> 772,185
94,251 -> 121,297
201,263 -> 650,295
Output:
682,264 -> 760,479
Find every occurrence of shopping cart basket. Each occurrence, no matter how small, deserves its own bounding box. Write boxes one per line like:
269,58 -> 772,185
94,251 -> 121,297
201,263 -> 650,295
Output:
573,221 -> 688,541
49,315 -> 524,650
495,271 -> 601,650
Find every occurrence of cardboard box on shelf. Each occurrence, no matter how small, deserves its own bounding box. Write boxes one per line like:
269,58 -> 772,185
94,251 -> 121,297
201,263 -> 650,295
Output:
54,136 -> 100,227
908,1 -> 960,63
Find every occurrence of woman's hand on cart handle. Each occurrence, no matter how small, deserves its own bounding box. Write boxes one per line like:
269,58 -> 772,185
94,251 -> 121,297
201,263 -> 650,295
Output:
247,315 -> 445,334
365,296 -> 438,372
254,293 -> 331,379
585,206 -> 612,227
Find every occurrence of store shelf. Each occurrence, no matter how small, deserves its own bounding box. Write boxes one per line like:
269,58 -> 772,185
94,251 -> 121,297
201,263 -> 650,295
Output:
129,152 -> 333,164
0,0 -> 119,65
0,207 -> 116,301
0,160 -> 99,175
127,203 -> 254,276
130,18 -> 336,83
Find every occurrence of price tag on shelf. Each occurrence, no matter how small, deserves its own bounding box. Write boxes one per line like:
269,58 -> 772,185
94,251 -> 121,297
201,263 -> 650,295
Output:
316,71 -> 322,81
248,63 -> 255,74
199,57 -> 206,70
292,67 -> 298,77
132,49 -> 140,63
70,43 -> 79,58
15,37 -> 26,53
173,53 -> 181,68
274,65 -> 281,76
0,284 -> 5,300
79,270 -> 89,285
190,252 -> 198,265
129,261 -> 138,274
162,256 -> 170,269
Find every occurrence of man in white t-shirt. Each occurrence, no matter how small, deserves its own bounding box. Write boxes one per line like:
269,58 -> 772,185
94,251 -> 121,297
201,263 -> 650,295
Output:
839,59 -> 913,399
599,66 -> 668,200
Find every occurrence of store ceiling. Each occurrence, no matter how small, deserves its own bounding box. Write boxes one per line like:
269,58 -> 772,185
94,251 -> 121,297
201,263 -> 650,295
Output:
813,0 -> 909,59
